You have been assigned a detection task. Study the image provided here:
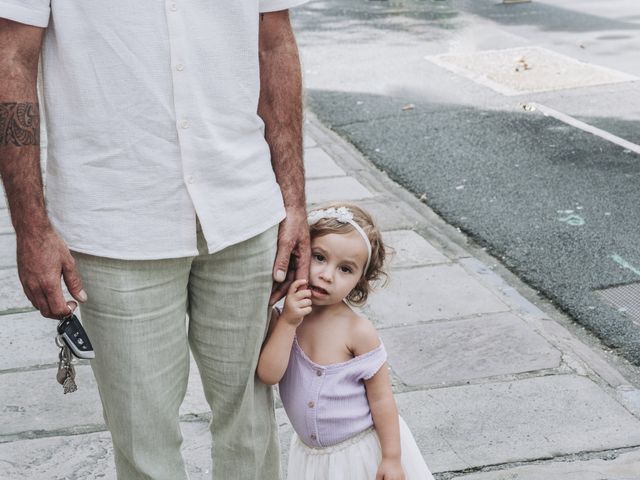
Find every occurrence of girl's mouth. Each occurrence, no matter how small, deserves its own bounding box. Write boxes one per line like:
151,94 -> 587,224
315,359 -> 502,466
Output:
311,285 -> 329,296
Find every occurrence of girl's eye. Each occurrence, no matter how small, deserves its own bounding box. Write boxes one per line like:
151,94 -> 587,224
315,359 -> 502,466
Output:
340,266 -> 353,274
313,253 -> 325,262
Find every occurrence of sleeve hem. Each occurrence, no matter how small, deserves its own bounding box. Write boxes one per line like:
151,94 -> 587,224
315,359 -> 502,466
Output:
0,2 -> 50,28
259,0 -> 310,13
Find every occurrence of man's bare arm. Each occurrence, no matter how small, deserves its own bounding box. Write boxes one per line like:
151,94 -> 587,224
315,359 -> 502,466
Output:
258,11 -> 310,305
0,18 -> 86,318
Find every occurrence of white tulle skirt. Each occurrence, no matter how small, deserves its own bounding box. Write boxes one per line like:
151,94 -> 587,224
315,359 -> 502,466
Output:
287,416 -> 435,480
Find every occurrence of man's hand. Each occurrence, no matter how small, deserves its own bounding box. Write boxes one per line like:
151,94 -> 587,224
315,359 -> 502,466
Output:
269,206 -> 310,305
258,12 -> 309,305
280,278 -> 312,326
17,226 -> 87,319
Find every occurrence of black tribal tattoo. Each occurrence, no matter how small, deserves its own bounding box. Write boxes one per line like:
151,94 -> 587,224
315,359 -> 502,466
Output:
0,102 -> 40,146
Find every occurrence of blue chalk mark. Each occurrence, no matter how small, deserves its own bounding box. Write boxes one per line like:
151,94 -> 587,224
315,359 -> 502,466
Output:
611,255 -> 640,278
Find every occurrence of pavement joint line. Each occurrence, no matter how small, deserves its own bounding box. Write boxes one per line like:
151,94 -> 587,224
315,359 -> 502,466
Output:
527,102 -> 640,155
374,309 -> 536,330
434,444 -> 640,479
0,307 -> 36,317
0,361 -> 89,375
390,367 -> 568,394
306,173 -> 348,181
0,414 -> 213,445
388,260 -> 454,271
372,311 -> 516,330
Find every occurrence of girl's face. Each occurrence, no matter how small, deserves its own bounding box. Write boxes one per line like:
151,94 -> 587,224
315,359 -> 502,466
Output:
309,231 -> 369,306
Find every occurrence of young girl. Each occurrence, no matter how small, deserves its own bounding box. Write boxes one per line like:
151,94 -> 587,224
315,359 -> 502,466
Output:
257,203 -> 435,480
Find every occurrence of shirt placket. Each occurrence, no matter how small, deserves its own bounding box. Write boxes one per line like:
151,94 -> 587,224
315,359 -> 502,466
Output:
164,0 -> 195,189
304,365 -> 325,447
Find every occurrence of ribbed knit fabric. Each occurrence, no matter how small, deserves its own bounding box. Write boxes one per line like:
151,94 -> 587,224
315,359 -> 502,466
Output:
279,337 -> 387,447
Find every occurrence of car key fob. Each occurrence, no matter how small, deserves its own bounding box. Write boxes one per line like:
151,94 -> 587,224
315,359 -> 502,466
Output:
57,314 -> 95,359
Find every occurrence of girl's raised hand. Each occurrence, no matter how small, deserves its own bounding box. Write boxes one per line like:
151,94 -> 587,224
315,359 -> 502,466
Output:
281,279 -> 312,326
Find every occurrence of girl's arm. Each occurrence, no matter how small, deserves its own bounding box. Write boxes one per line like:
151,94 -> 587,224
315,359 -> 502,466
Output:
256,279 -> 311,385
365,364 -> 404,480
353,319 -> 405,480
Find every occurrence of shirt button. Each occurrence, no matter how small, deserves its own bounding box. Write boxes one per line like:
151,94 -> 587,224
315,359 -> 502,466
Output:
316,370 -> 323,376
310,434 -> 316,440
180,120 -> 189,129
170,4 -> 177,11
176,64 -> 184,72
307,401 -> 315,408
186,176 -> 194,184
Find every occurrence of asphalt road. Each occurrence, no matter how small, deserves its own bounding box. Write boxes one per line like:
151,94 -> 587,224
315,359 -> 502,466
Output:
294,0 -> 640,363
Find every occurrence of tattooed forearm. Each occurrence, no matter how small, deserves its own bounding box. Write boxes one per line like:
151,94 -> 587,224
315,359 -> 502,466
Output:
0,102 -> 40,146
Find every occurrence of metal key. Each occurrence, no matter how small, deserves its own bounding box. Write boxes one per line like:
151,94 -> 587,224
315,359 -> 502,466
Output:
56,335 -> 78,394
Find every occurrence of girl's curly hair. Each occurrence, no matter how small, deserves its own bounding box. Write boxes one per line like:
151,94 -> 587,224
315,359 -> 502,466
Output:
308,202 -> 389,306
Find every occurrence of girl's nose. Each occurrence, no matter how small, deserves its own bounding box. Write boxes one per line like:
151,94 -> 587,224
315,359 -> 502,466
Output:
319,268 -> 333,282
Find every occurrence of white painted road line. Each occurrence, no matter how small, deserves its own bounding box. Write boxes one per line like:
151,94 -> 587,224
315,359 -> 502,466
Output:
527,102 -> 640,156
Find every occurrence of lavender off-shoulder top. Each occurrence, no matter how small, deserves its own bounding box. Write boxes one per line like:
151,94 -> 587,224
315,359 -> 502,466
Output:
278,336 -> 387,448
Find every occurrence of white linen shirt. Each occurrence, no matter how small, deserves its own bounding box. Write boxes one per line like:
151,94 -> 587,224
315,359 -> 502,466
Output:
0,0 -> 308,259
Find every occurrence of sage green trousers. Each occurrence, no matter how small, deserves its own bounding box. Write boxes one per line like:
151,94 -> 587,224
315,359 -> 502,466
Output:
72,224 -> 280,480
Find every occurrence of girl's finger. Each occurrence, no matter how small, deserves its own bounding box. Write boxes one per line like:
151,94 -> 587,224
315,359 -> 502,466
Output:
288,278 -> 307,295
294,288 -> 312,299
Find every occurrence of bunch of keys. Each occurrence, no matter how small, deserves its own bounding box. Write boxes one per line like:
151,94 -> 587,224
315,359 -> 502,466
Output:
55,313 -> 95,394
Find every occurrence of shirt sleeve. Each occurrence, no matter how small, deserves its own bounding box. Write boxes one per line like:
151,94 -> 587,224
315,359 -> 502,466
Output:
0,0 -> 50,28
259,0 -> 310,13
356,341 -> 388,381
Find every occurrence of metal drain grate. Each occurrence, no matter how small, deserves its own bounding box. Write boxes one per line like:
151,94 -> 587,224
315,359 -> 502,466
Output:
596,283 -> 640,323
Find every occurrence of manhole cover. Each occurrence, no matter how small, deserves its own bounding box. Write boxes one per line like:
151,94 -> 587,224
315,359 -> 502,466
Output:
425,46 -> 637,95
596,283 -> 640,324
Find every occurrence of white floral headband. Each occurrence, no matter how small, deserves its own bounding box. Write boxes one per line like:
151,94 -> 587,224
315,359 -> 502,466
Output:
307,207 -> 372,274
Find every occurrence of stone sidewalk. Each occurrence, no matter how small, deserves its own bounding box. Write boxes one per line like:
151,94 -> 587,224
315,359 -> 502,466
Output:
2,115 -> 640,479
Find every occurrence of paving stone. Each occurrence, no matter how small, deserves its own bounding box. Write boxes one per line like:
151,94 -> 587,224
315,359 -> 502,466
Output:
306,176 -> 374,205
450,448 -> 640,479
364,264 -> 510,328
0,409 -> 293,480
356,198 -> 418,231
0,268 -> 32,314
381,312 -> 561,387
0,365 -> 103,437
0,358 -> 210,437
0,234 -> 16,268
395,375 -> 640,473
0,311 -> 57,371
304,147 -> 346,179
384,230 -> 449,269
426,46 -> 637,96
303,134 -> 317,148
0,209 -> 12,234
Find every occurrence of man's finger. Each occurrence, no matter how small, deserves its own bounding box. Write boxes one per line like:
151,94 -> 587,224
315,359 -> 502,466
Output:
31,288 -> 53,318
272,242 -> 293,283
269,267 -> 296,305
43,280 -> 73,318
62,261 -> 88,303
293,236 -> 311,282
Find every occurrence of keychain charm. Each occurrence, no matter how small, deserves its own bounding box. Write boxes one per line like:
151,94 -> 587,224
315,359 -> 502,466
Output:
56,334 -> 78,394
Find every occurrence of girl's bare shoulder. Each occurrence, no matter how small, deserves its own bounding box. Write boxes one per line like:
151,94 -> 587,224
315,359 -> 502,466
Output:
345,308 -> 380,356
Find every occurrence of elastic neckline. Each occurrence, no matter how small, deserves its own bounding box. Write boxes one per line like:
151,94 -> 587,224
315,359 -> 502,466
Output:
293,336 -> 384,372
